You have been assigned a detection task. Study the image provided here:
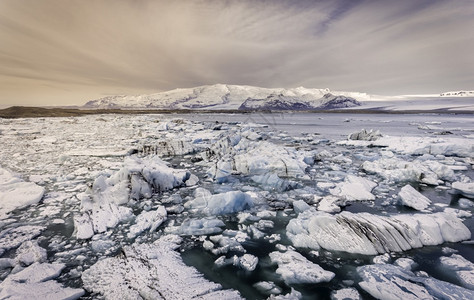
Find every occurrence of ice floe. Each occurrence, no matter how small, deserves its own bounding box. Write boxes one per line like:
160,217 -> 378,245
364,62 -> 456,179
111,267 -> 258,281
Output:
286,211 -> 471,255
82,235 -> 242,299
361,156 -> 454,185
127,206 -> 167,239
0,167 -> 44,217
166,217 -> 225,236
398,184 -> 432,210
269,250 -> 335,284
1,113 -> 474,299
439,254 -> 474,289
348,129 -> 382,141
330,288 -> 361,300
452,181 -> 474,198
185,188 -> 254,215
329,175 -> 377,201
357,263 -> 474,300
0,263 -> 84,300
0,226 -> 45,252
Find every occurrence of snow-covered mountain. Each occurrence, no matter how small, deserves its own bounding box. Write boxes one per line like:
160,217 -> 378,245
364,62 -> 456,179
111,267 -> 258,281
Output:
239,93 -> 361,110
440,90 -> 474,97
84,84 -> 369,110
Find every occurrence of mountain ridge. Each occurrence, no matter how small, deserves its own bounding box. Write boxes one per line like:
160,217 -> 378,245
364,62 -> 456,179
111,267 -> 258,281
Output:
84,84 -> 368,111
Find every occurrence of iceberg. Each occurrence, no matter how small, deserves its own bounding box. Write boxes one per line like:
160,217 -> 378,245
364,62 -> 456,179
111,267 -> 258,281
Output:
205,135 -> 309,182
329,175 -> 377,201
269,250 -> 335,284
185,188 -> 253,215
166,217 -> 225,236
76,155 -> 190,237
398,184 -> 431,210
286,211 -> 471,255
452,182 -> 474,198
357,263 -> 474,300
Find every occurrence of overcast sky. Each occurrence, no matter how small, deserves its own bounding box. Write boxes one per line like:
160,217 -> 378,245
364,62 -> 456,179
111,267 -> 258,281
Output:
1,0 -> 473,107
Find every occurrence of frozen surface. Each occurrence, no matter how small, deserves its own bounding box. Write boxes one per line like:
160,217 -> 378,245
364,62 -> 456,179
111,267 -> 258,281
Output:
1,112 -> 473,299
0,167 -> 44,217
82,235 -> 242,299
0,263 -> 84,300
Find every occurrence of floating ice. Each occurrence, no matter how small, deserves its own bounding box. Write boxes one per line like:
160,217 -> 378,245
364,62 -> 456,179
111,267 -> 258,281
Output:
209,233 -> 246,255
361,157 -> 453,185
128,206 -> 167,239
205,135 -> 309,182
251,173 -> 298,191
330,288 -> 361,300
440,254 -> 474,289
340,136 -> 474,158
167,217 -> 225,236
73,214 -> 94,240
292,200 -> 311,214
398,184 -> 431,210
286,211 -> 471,255
0,263 -> 84,300
76,155 -> 190,237
269,288 -> 302,300
0,226 -> 45,251
138,140 -> 195,156
82,235 -> 242,299
317,196 -> 342,213
185,188 -> 253,215
452,182 -> 474,198
214,254 -> 258,272
253,281 -> 282,295
0,167 -> 44,216
269,250 -> 335,284
15,240 -> 47,266
357,263 -> 474,300
348,129 -> 382,141
330,175 -> 377,201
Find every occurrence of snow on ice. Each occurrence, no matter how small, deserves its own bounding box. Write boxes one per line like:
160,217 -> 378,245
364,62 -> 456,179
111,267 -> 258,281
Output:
0,167 -> 44,217
269,250 -> 335,284
357,263 -> 474,300
82,235 -> 242,299
1,112 -> 474,299
398,184 -> 432,211
287,211 -> 470,255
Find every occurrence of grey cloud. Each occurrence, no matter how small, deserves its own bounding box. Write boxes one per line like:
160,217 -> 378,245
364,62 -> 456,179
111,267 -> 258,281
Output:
0,0 -> 473,106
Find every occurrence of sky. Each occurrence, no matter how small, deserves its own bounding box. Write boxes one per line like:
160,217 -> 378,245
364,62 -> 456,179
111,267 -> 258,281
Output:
0,0 -> 473,107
